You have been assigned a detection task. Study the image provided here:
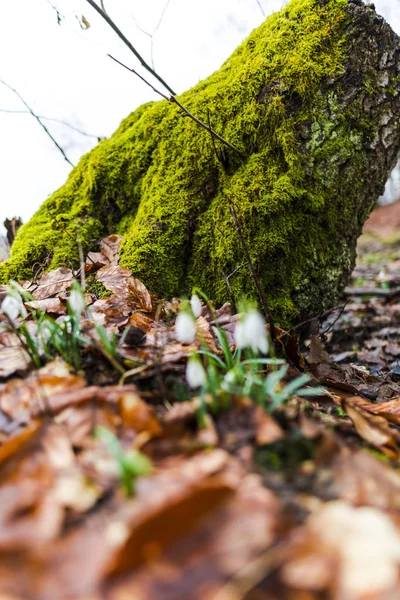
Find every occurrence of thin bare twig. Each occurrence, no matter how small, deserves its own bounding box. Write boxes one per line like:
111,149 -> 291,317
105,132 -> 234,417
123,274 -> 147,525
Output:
108,54 -> 243,156
0,79 -> 74,167
219,263 -> 246,313
131,0 -> 171,70
84,0 -> 176,95
0,108 -> 101,139
255,0 -> 266,17
45,0 -> 64,24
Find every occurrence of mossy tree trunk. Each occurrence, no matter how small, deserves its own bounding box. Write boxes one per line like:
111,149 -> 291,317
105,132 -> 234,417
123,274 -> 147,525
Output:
1,0 -> 400,325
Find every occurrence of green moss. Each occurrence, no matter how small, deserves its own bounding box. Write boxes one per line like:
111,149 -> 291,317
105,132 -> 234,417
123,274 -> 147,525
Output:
85,274 -> 112,299
1,0 -> 398,325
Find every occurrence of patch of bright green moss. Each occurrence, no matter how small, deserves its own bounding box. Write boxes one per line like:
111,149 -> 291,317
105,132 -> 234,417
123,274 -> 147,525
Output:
1,0 -> 398,325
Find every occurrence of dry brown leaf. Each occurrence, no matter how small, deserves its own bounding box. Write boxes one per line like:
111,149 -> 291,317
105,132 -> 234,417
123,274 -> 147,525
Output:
195,315 -> 218,353
306,334 -> 331,369
118,390 -> 161,435
330,448 -> 400,509
254,407 -> 285,446
85,251 -> 109,272
345,395 -> 400,426
282,501 -> 400,598
129,312 -> 153,332
100,234 -> 123,264
127,278 -> 153,313
108,473 -> 279,600
0,359 -> 87,421
25,297 -> 66,315
0,343 -> 30,379
30,266 -> 74,300
96,265 -> 131,296
342,397 -> 400,458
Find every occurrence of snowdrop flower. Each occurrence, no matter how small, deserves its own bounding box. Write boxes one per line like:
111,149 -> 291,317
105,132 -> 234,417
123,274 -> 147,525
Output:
68,288 -> 85,315
186,356 -> 206,389
175,311 -> 196,344
234,309 -> 269,354
190,294 -> 202,318
1,292 -> 27,321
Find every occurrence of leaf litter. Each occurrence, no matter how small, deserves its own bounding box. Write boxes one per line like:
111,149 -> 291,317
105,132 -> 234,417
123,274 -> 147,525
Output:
1,202 -> 400,598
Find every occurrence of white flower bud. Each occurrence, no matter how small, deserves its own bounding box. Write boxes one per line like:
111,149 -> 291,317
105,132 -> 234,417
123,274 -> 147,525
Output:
190,294 -> 202,318
68,289 -> 85,315
175,311 -> 196,343
234,309 -> 269,354
186,357 -> 206,389
1,293 -> 27,321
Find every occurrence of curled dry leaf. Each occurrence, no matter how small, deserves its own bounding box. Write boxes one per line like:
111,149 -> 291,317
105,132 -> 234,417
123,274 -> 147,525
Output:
344,395 -> 400,426
342,397 -> 400,458
195,315 -> 218,353
129,312 -> 153,332
127,278 -> 153,313
96,265 -> 153,315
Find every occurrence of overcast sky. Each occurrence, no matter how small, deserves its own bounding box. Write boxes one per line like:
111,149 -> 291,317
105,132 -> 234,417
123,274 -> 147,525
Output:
0,0 -> 399,233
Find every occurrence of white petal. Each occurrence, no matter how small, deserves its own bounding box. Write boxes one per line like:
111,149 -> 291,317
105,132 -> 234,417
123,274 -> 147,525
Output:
234,320 -> 247,348
69,289 -> 85,314
245,310 -> 268,354
175,312 -> 196,343
1,295 -> 26,321
186,358 -> 206,388
190,294 -> 202,318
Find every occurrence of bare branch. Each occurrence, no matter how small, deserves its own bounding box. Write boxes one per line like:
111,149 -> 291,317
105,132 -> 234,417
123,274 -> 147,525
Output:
0,108 -> 102,140
84,0 -> 176,96
0,79 -> 74,167
108,54 -> 243,156
255,0 -> 266,17
45,0 -> 64,25
130,0 -> 171,69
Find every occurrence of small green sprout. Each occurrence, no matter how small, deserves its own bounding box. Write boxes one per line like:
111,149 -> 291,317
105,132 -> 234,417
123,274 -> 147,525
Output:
185,290 -> 325,424
1,280 -> 125,374
95,426 -> 152,497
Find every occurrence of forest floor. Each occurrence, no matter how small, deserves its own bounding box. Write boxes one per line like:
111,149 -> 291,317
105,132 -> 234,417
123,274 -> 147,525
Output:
0,201 -> 400,600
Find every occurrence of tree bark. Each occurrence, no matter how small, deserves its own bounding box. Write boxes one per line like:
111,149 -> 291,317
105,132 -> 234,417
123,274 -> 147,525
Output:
1,0 -> 400,325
